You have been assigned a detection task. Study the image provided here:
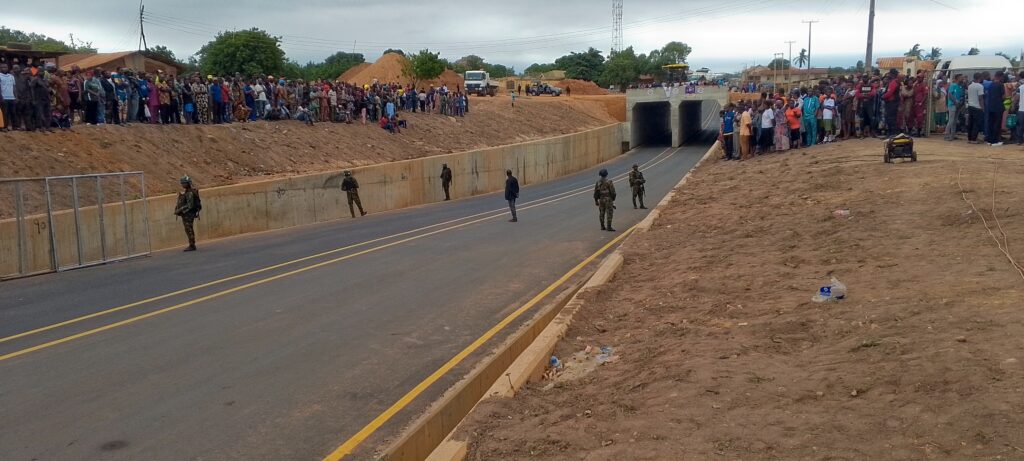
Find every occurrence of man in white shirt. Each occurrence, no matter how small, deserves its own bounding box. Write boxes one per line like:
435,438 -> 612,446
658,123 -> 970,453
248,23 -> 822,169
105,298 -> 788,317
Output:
0,63 -> 16,131
966,73 -> 985,143
822,94 -> 836,142
253,80 -> 267,119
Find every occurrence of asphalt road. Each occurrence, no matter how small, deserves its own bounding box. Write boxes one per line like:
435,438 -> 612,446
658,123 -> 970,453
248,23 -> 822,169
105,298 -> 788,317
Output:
1,125 -> 716,459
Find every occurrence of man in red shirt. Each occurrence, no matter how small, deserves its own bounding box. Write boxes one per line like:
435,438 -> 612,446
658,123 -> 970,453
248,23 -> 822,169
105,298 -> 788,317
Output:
881,69 -> 901,135
855,75 -> 878,138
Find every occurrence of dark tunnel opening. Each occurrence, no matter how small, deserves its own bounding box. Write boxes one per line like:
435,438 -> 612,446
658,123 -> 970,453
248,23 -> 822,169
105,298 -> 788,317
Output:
631,102 -> 672,147
679,100 -> 721,145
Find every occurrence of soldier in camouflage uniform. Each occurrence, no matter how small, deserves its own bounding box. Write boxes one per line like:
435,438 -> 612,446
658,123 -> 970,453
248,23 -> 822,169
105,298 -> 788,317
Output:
628,163 -> 647,209
593,168 -> 616,232
173,176 -> 201,251
341,170 -> 367,218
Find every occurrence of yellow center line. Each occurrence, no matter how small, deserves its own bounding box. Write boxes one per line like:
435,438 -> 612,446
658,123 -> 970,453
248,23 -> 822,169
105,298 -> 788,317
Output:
0,147 -> 679,347
322,225 -> 638,461
0,154 -> 678,363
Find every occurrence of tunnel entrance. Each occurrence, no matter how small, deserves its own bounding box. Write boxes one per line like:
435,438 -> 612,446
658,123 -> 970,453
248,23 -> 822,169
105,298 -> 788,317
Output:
631,102 -> 672,147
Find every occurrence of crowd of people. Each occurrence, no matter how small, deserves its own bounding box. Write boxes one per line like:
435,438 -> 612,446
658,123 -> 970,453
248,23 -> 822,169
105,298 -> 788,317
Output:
720,68 -> 1024,160
0,61 -> 473,134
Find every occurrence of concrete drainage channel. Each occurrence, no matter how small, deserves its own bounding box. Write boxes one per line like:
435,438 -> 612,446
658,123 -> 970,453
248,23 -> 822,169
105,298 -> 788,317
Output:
379,142 -> 723,461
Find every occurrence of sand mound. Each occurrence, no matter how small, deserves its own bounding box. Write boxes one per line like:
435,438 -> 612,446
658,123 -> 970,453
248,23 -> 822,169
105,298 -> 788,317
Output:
343,53 -> 466,89
423,69 -> 465,90
561,79 -> 609,95
337,63 -> 370,82
345,52 -> 408,85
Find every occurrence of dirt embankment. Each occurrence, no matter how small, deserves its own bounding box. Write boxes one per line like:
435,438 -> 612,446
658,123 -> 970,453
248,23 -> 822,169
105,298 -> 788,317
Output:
462,138 -> 1024,459
0,97 -> 617,197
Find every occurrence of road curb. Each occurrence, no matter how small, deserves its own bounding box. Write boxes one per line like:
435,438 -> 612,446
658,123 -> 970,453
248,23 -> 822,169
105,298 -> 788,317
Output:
636,140 -> 721,232
413,141 -> 722,461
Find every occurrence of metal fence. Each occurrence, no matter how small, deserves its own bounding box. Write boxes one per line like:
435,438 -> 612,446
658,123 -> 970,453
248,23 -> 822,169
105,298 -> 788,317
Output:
1,172 -> 151,280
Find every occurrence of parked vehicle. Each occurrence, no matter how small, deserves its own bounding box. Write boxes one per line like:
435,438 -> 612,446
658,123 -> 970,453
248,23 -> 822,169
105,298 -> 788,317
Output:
528,82 -> 562,96
464,70 -> 498,97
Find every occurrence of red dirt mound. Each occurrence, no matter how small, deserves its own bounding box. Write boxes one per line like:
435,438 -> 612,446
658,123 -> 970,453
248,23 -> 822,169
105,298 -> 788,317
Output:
337,62 -> 370,82
343,54 -> 465,90
424,69 -> 465,90
345,52 -> 408,85
561,79 -> 609,95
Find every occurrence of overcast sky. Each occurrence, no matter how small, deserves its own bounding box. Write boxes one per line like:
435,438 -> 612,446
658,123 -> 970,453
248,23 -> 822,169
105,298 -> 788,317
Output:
5,0 -> 1023,73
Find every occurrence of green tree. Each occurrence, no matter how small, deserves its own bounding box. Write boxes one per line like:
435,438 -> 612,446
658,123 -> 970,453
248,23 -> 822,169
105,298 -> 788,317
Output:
966,47 -> 981,56
281,59 -> 303,79
452,55 -> 485,73
301,51 -> 365,80
796,49 -> 808,68
483,63 -> 512,78
927,47 -> 942,60
197,28 -> 286,77
598,46 -> 641,91
905,43 -> 929,59
0,26 -> 95,52
554,47 -> 605,81
767,57 -> 791,70
523,62 -> 556,77
403,49 -> 445,87
658,41 -> 692,64
383,48 -> 405,57
148,45 -> 177,63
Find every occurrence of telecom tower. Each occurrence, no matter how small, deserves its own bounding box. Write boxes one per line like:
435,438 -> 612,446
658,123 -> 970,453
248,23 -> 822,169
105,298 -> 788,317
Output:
612,0 -> 623,54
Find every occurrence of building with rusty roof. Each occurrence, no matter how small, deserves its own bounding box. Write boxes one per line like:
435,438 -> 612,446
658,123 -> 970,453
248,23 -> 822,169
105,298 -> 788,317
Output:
876,56 -> 937,76
58,50 -> 183,76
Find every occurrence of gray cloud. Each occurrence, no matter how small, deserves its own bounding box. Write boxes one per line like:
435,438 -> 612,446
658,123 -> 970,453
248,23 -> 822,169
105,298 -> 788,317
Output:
4,0 -> 1021,73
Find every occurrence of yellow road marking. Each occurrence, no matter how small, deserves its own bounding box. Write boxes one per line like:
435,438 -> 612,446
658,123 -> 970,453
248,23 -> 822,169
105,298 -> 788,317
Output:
0,155 -> 675,363
322,225 -> 638,460
0,147 -> 679,347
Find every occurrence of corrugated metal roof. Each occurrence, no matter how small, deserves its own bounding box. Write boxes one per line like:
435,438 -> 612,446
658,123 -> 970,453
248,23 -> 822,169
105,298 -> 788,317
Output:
876,57 -> 912,69
59,51 -> 136,71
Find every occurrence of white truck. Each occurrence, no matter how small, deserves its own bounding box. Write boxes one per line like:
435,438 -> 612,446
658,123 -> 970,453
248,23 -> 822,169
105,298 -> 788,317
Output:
464,70 -> 498,97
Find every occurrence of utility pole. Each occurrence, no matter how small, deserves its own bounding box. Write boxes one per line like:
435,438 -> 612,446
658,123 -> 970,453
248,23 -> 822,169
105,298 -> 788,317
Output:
785,40 -> 796,87
802,19 -> 819,69
865,0 -> 875,72
138,1 -> 148,51
773,52 -> 784,92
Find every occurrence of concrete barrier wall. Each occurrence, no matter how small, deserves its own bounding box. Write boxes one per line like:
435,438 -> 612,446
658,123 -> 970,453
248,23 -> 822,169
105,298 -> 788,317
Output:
1,124 -> 624,277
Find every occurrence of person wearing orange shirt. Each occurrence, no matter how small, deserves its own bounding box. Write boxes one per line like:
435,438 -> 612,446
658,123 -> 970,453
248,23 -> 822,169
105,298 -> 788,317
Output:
785,99 -> 803,149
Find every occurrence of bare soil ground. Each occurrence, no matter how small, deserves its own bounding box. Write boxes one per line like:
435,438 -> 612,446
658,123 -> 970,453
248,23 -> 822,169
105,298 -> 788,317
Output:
461,138 -> 1024,460
0,97 -> 617,197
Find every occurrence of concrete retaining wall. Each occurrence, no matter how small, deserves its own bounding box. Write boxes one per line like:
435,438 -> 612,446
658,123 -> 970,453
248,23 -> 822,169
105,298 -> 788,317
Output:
1,124 -> 624,278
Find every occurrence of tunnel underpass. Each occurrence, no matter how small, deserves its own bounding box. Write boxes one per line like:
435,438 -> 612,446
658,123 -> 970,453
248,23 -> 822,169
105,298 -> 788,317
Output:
631,101 -> 672,147
628,96 -> 723,149
680,99 -> 722,145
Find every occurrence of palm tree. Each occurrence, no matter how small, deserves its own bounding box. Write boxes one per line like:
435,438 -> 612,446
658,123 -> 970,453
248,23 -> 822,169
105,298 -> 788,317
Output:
904,44 -> 924,60
927,47 -> 942,60
796,49 -> 808,68
966,47 -> 981,56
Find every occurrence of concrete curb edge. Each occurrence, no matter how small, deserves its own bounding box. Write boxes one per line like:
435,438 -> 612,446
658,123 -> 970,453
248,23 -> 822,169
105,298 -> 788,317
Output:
419,141 -> 722,461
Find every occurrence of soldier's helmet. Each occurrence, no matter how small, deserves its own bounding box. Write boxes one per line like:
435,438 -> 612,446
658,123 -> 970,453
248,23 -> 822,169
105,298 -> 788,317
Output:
599,169 -> 608,177
632,164 -> 639,169
343,170 -> 352,176
180,175 -> 192,184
